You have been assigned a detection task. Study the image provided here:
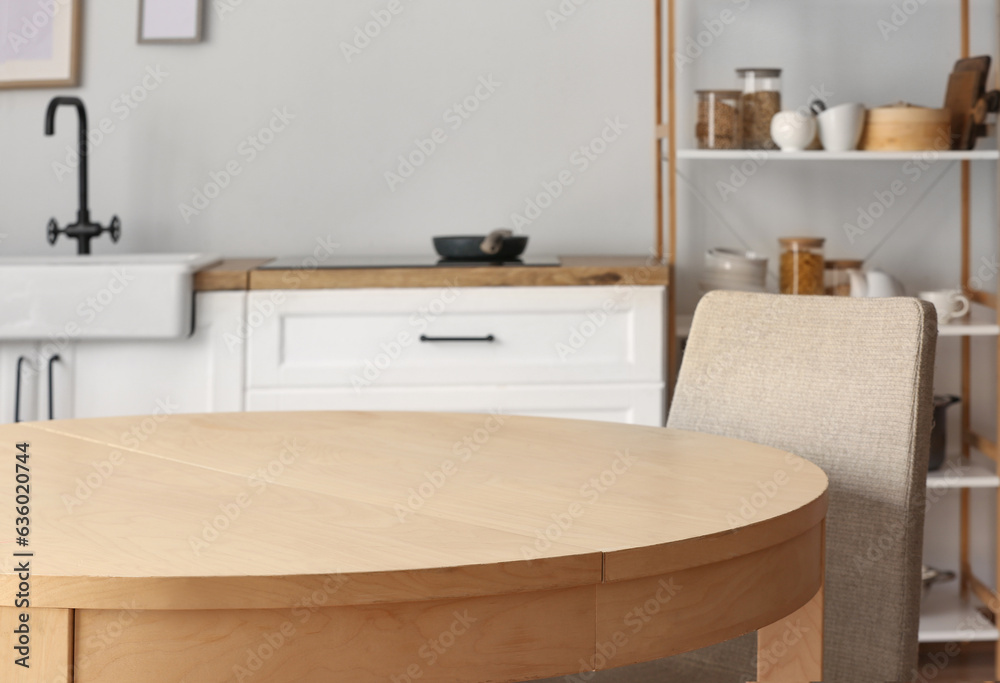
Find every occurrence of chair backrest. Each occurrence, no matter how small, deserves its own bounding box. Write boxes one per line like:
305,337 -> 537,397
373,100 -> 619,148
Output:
668,291 -> 937,682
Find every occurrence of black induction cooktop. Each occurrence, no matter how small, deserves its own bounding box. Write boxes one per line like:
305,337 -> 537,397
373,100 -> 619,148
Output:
258,255 -> 561,270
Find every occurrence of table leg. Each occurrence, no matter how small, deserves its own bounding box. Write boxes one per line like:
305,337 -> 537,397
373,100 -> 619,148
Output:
0,606 -> 74,682
756,584 -> 823,682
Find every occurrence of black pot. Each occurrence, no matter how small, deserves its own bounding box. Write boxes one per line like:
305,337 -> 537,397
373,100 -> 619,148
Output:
929,395 -> 961,472
433,235 -> 528,261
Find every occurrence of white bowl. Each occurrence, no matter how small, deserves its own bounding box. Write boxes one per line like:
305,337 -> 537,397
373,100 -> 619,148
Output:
700,278 -> 767,293
704,249 -> 768,291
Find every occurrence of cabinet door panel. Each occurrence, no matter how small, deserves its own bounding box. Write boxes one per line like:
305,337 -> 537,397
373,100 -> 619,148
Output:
246,287 -> 664,389
246,383 -> 665,427
70,292 -> 246,419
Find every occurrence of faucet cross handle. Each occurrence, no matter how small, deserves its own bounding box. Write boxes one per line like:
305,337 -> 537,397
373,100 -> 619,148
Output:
108,216 -> 122,243
46,214 -> 123,252
46,218 -> 61,246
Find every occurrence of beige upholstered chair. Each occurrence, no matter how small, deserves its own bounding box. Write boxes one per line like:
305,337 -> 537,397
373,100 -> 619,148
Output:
533,291 -> 938,683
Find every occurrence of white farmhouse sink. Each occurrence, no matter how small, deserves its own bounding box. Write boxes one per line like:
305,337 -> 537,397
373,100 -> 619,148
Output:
0,254 -> 220,340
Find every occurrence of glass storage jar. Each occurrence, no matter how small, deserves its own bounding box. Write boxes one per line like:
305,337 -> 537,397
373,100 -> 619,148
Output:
737,68 -> 782,150
825,259 -> 864,296
779,237 -> 825,295
695,90 -> 742,149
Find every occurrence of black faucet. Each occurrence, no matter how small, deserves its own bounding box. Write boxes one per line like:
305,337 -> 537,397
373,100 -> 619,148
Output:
45,97 -> 120,255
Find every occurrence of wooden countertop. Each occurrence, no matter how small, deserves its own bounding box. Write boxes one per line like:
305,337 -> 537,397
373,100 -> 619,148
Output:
192,257 -> 272,291
194,256 -> 669,291
0,411 -> 826,611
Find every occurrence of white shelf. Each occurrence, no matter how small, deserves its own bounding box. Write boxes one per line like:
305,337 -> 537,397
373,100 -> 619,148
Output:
920,583 -> 998,643
927,463 -> 1000,490
672,150 -> 1000,162
938,305 -> 1000,337
680,305 -> 998,339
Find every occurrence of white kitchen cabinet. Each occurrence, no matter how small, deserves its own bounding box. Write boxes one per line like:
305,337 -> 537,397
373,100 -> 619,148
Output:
246,286 -> 666,425
247,383 -> 664,426
5,286 -> 663,427
70,292 -> 246,420
1,292 -> 245,425
248,287 -> 664,388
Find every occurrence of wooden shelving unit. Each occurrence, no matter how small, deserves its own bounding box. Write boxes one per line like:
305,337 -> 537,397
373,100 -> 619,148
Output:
654,0 -> 1000,674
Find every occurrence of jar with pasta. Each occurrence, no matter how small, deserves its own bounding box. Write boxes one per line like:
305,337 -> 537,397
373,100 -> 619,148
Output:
737,68 -> 782,150
695,90 -> 742,149
825,259 -> 864,296
779,237 -> 825,295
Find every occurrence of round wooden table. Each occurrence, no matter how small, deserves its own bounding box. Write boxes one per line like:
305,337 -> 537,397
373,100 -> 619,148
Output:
0,412 -> 827,683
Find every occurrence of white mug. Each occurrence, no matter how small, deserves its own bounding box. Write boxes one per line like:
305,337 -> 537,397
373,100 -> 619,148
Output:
919,290 -> 970,325
770,111 -> 817,152
817,103 -> 866,152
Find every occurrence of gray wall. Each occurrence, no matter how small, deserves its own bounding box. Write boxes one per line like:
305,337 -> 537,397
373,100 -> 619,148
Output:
1,0 -> 655,257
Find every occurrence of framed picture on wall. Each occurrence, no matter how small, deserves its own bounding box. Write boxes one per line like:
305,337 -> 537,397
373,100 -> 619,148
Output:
139,0 -> 204,44
0,0 -> 81,89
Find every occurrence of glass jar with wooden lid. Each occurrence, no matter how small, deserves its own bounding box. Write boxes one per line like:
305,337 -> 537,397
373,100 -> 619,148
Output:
825,259 -> 864,296
737,68 -> 782,150
779,237 -> 825,295
695,90 -> 742,149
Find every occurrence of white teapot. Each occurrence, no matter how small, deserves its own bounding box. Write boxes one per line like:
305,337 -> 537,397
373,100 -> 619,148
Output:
848,268 -> 906,297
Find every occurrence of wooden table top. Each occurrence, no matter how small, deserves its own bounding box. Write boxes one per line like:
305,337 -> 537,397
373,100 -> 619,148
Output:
0,412 -> 827,612
193,256 -> 670,291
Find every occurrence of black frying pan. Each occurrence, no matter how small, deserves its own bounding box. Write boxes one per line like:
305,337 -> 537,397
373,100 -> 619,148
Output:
433,230 -> 528,261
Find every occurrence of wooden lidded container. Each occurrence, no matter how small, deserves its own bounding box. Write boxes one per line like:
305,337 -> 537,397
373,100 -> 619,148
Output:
859,103 -> 951,151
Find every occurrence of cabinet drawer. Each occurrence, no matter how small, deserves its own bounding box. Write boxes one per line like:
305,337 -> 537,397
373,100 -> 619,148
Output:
246,383 -> 664,426
246,287 -> 664,388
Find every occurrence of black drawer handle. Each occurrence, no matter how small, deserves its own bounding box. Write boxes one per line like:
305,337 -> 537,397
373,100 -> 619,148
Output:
47,354 -> 61,421
420,335 -> 495,343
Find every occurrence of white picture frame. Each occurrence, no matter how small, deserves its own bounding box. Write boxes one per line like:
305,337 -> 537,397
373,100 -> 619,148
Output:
139,0 -> 204,44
